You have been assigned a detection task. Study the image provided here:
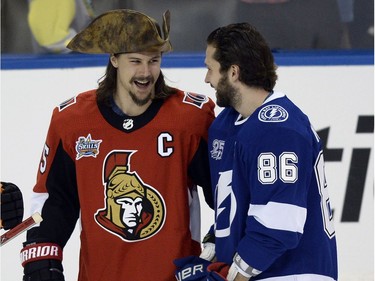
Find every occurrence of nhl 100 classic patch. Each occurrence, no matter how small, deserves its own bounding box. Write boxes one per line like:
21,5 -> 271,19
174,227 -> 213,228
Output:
258,104 -> 289,122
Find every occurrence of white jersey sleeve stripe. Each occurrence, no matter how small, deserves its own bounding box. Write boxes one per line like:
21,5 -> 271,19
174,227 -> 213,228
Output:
248,201 -> 306,233
30,192 -> 49,217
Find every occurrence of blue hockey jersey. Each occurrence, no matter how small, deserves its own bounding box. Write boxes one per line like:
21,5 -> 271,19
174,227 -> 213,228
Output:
208,92 -> 338,280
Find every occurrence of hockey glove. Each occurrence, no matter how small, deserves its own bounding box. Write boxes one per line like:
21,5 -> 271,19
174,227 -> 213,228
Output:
21,242 -> 64,281
174,256 -> 211,281
1,181 -> 24,230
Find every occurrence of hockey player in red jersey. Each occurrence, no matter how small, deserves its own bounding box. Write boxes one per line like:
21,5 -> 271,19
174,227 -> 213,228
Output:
20,9 -> 215,281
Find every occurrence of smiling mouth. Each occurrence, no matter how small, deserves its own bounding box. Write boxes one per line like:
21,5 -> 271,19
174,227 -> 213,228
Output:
133,77 -> 153,89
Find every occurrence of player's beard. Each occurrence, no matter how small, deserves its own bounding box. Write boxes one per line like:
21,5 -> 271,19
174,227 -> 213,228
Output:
128,90 -> 152,106
129,76 -> 155,106
216,74 -> 240,108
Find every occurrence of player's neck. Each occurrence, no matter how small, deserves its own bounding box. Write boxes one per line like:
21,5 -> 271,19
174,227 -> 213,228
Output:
236,87 -> 269,118
113,91 -> 152,116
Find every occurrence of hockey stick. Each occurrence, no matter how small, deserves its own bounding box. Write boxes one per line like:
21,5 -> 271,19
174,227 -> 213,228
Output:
0,212 -> 43,246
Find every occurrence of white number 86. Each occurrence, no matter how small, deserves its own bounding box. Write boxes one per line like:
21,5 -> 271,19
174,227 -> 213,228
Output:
258,152 -> 298,184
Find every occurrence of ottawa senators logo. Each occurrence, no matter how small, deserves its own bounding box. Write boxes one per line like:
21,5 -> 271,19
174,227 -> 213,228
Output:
95,150 -> 166,242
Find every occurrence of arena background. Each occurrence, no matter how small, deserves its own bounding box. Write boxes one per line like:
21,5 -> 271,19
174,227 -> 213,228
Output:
1,50 -> 373,280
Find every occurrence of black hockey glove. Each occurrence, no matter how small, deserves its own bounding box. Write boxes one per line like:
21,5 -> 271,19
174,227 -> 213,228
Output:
21,243 -> 65,281
1,181 -> 24,230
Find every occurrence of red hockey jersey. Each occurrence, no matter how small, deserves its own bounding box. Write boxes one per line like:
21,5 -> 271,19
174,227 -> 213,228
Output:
27,89 -> 215,281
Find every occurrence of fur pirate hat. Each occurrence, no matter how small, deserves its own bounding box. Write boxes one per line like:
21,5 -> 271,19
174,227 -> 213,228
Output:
67,9 -> 171,54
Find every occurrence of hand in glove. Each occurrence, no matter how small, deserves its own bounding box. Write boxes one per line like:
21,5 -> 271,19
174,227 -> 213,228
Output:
1,181 -> 24,230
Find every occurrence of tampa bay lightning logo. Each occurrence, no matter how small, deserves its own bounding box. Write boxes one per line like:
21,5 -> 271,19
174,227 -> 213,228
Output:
258,104 -> 288,122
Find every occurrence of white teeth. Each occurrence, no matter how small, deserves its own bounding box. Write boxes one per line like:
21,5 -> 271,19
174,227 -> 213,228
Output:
135,80 -> 148,85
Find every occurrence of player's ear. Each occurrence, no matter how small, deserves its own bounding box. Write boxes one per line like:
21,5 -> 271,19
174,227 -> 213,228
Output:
229,64 -> 240,81
110,54 -> 119,68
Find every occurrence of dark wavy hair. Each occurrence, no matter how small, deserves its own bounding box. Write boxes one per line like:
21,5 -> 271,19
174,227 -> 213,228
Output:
96,55 -> 177,105
207,23 -> 278,92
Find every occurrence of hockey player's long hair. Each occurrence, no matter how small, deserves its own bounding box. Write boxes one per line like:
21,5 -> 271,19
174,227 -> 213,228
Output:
96,57 -> 177,105
207,23 -> 278,92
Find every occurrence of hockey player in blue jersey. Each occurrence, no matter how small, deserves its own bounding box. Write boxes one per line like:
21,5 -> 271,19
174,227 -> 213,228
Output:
174,23 -> 338,281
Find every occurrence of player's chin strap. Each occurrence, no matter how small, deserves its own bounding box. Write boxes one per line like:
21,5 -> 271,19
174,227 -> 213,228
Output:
227,253 -> 262,281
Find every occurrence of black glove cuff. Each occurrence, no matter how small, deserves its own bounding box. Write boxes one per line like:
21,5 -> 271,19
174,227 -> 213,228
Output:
24,259 -> 64,281
202,232 -> 215,244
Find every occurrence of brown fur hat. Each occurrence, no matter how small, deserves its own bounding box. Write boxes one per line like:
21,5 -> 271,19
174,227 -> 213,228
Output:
67,9 -> 171,54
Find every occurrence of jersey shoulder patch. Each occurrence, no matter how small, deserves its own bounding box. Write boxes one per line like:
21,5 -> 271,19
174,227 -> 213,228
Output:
258,104 -> 289,123
57,90 -> 96,113
182,91 -> 209,109
58,96 -> 77,112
